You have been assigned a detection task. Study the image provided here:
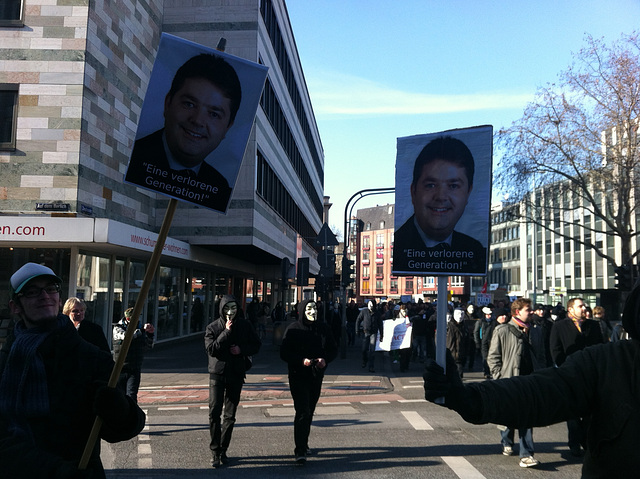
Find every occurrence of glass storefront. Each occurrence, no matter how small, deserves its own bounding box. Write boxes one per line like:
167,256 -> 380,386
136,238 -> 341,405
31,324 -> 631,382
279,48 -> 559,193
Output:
76,252 -> 112,337
1,247 -> 249,345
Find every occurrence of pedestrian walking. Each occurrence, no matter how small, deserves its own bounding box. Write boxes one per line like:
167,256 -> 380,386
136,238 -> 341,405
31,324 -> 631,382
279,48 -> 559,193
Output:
113,307 -> 155,403
205,295 -> 261,467
280,299 -> 338,464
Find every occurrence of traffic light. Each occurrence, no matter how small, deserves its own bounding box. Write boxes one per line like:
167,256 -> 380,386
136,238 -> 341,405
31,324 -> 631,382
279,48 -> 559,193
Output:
341,259 -> 355,287
296,257 -> 309,286
615,264 -> 633,290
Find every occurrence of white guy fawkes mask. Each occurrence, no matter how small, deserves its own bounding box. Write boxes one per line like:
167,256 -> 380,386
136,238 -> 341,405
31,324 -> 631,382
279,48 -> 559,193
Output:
305,302 -> 317,322
222,302 -> 238,321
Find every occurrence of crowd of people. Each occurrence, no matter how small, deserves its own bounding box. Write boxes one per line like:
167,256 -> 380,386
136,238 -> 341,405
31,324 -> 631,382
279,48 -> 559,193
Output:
2,260 -> 634,476
424,292 -> 637,477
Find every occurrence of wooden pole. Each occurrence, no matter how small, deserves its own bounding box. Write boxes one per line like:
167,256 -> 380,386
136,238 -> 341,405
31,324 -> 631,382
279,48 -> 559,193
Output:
79,198 -> 178,469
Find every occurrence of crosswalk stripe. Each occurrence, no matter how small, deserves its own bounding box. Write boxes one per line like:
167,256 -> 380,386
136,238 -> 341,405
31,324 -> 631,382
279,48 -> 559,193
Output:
401,410 -> 433,430
441,456 -> 486,478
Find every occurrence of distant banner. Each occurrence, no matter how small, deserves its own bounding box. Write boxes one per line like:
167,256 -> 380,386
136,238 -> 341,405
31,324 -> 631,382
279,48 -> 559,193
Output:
476,293 -> 492,306
393,126 -> 492,276
376,319 -> 412,351
124,33 -> 268,213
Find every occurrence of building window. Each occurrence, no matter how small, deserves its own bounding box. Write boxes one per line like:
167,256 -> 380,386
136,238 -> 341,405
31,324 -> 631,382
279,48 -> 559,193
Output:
363,266 -> 370,279
0,0 -> 23,26
0,85 -> 19,150
362,235 -> 370,250
405,279 -> 413,293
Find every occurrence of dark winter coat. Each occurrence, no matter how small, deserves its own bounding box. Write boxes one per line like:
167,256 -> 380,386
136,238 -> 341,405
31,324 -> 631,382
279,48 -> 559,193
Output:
0,315 -> 145,478
280,303 -> 338,380
204,296 -> 261,381
549,317 -> 604,366
446,320 -> 468,364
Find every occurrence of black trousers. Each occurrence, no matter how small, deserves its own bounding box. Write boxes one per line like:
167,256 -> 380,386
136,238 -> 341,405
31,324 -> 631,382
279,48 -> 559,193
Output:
209,377 -> 243,455
289,374 -> 323,456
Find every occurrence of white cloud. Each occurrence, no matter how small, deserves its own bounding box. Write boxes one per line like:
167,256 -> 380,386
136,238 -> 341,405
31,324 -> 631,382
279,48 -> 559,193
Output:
305,71 -> 532,117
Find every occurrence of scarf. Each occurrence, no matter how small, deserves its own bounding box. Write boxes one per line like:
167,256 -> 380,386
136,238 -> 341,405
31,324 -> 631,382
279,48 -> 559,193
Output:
512,317 -> 530,331
0,315 -> 67,417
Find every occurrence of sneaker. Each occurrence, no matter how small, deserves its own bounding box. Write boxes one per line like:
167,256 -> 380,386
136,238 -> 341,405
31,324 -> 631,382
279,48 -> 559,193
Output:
519,456 -> 540,468
210,455 -> 221,468
220,453 -> 229,464
305,448 -> 315,456
502,446 -> 513,456
295,454 -> 307,465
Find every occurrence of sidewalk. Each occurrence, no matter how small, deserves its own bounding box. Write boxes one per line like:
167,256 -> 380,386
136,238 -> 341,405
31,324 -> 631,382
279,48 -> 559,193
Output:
137,330 -> 407,406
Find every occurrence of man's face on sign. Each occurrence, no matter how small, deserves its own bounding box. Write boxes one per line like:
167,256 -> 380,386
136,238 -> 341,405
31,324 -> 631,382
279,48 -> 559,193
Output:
164,77 -> 234,169
410,159 -> 472,242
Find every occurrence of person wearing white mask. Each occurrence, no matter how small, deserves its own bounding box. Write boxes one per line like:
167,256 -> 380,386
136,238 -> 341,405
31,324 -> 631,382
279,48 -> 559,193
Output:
446,307 -> 469,378
280,299 -> 338,465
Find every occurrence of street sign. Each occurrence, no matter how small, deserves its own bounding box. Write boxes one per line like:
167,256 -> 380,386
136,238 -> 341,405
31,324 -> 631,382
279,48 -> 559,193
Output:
316,223 -> 339,247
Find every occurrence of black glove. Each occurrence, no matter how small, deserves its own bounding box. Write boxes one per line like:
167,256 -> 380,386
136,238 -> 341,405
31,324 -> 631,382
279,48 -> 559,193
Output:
54,460 -> 94,479
423,350 -> 482,423
93,383 -> 131,424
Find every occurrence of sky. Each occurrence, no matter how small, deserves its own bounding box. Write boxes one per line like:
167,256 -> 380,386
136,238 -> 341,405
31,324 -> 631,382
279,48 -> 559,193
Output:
285,0 -> 640,239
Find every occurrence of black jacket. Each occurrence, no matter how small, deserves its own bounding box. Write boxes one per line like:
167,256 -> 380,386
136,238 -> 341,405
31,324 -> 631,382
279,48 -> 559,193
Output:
280,318 -> 338,380
0,315 -> 145,478
549,317 -> 603,366
77,320 -> 110,353
205,314 -> 261,381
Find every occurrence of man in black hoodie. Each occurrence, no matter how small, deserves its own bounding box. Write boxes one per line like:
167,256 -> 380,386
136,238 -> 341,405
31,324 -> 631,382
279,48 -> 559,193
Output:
280,299 -> 338,464
205,295 -> 261,467
424,283 -> 640,477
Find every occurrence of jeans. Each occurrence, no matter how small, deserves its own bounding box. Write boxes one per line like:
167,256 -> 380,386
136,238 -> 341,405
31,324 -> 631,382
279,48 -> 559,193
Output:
289,375 -> 323,456
412,335 -> 427,361
209,377 -> 243,455
117,366 -> 141,403
362,333 -> 377,369
501,427 -> 535,457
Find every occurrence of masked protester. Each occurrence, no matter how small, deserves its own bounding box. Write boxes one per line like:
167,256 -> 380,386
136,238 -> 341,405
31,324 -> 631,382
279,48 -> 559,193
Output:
280,299 -> 338,465
205,295 -> 261,467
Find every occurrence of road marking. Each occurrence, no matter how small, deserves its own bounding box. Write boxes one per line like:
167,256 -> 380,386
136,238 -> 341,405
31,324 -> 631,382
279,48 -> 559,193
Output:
157,407 -> 189,411
401,411 -> 433,430
243,403 -> 271,408
441,456 -> 486,478
403,385 -> 423,389
398,399 -> 427,403
267,405 -> 358,417
138,411 -> 152,469
361,400 -> 390,404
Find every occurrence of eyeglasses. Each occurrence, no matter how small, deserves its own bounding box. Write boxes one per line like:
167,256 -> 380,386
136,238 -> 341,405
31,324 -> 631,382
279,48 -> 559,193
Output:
18,284 -> 61,299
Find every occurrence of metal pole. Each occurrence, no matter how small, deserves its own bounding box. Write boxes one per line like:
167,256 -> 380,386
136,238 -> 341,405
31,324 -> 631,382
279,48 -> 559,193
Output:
340,187 -> 394,358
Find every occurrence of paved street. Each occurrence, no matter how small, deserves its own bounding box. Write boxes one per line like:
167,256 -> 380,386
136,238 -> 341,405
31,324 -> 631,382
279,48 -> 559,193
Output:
102,331 -> 583,478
